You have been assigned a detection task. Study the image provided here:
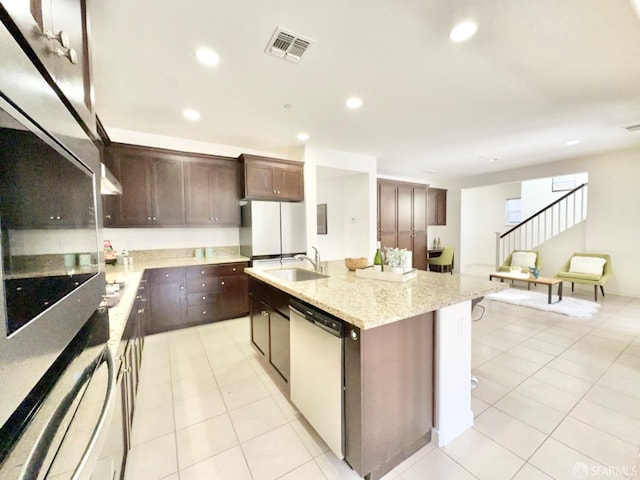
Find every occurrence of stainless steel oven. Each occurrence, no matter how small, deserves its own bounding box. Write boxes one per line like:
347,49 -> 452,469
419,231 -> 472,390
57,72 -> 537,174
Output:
0,308 -> 116,480
0,16 -> 107,475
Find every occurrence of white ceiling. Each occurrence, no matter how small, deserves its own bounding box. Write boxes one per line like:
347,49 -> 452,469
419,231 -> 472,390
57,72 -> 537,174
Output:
88,0 -> 640,180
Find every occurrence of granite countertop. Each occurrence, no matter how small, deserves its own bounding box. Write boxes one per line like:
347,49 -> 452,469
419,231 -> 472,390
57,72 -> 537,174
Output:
104,254 -> 250,350
246,261 -> 507,330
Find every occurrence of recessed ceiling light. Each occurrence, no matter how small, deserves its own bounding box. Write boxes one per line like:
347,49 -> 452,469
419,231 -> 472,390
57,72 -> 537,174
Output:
195,48 -> 220,66
346,97 -> 363,110
488,158 -> 498,162
450,20 -> 478,43
284,104 -> 293,110
296,132 -> 310,141
183,109 -> 201,121
565,140 -> 581,146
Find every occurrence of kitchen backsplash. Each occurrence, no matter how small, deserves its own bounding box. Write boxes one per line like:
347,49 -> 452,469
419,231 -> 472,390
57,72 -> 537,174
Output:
129,246 -> 240,262
103,227 -> 240,252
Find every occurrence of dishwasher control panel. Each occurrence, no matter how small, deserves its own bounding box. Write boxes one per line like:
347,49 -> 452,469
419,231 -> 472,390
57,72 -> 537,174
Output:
289,298 -> 344,337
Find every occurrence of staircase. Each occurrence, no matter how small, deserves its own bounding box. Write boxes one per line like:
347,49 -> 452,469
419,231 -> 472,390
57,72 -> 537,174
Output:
495,183 -> 588,269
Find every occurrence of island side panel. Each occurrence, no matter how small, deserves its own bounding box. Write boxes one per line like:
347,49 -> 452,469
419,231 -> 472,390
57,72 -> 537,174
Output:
433,299 -> 473,447
345,311 -> 434,480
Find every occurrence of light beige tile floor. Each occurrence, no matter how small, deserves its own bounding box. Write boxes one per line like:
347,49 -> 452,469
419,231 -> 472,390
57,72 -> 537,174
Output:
124,286 -> 640,480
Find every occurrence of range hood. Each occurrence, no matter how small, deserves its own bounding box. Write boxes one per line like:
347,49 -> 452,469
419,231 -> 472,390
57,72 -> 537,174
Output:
100,163 -> 122,195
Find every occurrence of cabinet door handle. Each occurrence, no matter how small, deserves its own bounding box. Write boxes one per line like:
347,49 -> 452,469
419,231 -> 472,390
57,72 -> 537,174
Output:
105,214 -> 111,219
180,286 -> 184,290
201,270 -> 205,275
202,296 -> 206,300
54,46 -> 78,64
221,281 -> 225,285
44,30 -> 69,48
201,283 -> 206,287
232,268 -> 236,272
202,311 -> 207,315
152,217 -> 157,221
147,217 -> 152,221
165,273 -> 170,277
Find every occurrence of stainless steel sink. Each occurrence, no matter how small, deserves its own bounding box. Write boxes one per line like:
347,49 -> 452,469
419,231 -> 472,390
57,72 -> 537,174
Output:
267,268 -> 329,282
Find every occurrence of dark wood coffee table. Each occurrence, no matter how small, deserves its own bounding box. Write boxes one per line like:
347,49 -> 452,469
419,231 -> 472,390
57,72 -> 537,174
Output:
489,272 -> 563,304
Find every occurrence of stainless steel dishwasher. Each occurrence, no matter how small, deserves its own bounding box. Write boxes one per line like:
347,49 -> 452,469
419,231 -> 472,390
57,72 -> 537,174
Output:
289,298 -> 345,459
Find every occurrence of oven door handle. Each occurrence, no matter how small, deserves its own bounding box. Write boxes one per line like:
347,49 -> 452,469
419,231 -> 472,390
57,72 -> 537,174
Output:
71,349 -> 116,480
19,348 -> 116,480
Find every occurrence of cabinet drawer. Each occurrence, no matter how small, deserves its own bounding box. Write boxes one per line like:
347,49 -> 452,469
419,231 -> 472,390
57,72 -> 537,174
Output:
187,304 -> 219,323
218,262 -> 248,276
147,267 -> 185,284
187,277 -> 222,294
187,292 -> 221,306
186,265 -> 221,278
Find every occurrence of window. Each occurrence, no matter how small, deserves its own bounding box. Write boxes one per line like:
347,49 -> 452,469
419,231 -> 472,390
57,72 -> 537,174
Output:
552,175 -> 576,192
506,198 -> 521,225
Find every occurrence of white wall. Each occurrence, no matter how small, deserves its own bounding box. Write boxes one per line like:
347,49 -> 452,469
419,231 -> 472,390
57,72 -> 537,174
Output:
520,172 -> 588,218
303,146 -> 377,261
316,176 -> 345,259
461,182 -> 520,267
459,145 -> 640,297
316,172 -> 371,260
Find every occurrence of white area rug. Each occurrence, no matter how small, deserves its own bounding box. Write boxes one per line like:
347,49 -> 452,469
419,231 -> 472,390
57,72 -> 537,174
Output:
485,288 -> 601,318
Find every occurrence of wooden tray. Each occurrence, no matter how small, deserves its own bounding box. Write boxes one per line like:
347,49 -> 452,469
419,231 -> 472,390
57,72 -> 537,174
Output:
355,268 -> 418,283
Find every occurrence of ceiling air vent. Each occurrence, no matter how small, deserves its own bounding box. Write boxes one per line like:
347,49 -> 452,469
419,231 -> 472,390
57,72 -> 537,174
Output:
265,27 -> 314,63
625,123 -> 640,133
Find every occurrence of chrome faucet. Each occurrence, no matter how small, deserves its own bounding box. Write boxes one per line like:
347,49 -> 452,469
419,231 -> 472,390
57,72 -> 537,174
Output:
295,246 -> 321,271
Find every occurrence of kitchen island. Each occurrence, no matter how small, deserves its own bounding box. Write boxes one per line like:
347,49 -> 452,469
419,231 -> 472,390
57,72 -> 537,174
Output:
246,261 -> 506,480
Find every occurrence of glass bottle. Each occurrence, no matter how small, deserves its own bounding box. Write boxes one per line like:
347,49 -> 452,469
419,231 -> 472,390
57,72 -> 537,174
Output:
373,241 -> 384,271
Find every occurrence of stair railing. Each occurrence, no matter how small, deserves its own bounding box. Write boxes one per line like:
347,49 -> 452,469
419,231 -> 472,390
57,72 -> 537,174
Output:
495,183 -> 588,269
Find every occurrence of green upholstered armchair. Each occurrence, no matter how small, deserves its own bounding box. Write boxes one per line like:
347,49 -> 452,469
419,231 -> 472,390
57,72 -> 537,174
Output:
498,250 -> 542,273
555,253 -> 611,301
427,246 -> 454,274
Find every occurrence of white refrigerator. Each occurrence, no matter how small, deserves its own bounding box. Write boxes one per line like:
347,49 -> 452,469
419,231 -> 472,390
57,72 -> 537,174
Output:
239,201 -> 307,266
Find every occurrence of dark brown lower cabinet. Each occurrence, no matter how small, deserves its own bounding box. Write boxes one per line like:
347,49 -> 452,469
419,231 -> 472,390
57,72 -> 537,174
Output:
147,272 -> 186,335
146,262 -> 249,335
221,274 -> 249,319
344,312 -> 434,480
248,277 -> 291,382
268,308 -> 290,380
250,296 -> 270,358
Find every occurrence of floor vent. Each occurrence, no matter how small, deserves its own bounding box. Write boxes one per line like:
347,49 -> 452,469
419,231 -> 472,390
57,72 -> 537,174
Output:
265,26 -> 314,63
625,123 -> 640,133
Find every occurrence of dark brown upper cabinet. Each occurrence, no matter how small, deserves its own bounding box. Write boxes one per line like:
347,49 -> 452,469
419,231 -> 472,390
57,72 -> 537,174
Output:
184,158 -> 240,226
377,179 -> 428,270
1,0 -> 95,135
240,154 -> 304,201
104,144 -> 185,227
427,188 -> 447,226
103,143 -> 241,228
